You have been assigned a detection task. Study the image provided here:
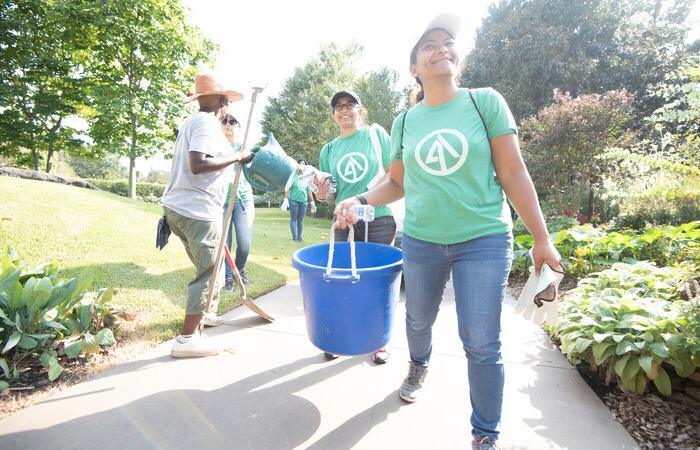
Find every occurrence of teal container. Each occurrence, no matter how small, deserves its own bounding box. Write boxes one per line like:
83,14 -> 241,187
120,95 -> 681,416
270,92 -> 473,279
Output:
242,133 -> 297,192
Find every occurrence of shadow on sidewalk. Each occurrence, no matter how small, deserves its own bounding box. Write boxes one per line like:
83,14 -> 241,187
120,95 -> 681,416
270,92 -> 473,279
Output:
1,355 -> 366,450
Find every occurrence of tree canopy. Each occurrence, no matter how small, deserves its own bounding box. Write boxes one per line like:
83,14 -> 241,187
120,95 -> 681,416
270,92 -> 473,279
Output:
461,0 -> 694,122
259,43 -> 406,167
0,0 -> 94,171
86,0 -> 216,198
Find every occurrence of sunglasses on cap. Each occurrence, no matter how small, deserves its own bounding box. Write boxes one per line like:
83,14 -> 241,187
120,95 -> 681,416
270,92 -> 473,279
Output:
221,118 -> 239,126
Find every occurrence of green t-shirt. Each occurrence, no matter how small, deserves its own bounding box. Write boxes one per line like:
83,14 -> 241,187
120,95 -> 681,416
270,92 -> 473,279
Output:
225,143 -> 253,204
390,88 -> 516,244
319,125 -> 393,219
289,173 -> 309,202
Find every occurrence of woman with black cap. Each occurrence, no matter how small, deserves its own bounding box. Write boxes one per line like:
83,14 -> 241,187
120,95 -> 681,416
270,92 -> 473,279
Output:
314,90 -> 396,365
335,13 -> 563,450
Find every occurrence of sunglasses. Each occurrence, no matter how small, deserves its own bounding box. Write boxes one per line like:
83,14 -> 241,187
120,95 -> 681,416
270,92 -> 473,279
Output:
334,103 -> 359,112
221,119 -> 239,126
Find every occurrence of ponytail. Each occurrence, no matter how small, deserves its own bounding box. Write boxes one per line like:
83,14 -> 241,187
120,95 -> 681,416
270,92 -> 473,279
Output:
410,78 -> 424,106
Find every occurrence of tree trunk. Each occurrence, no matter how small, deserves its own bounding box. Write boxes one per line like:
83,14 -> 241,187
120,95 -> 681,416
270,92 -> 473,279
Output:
553,177 -> 563,211
129,157 -> 137,199
31,143 -> 39,171
45,120 -> 62,173
129,116 -> 138,199
45,141 -> 54,173
588,179 -> 595,221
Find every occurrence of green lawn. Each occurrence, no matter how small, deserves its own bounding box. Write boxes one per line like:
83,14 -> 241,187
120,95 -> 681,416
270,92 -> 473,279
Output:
0,176 -> 332,343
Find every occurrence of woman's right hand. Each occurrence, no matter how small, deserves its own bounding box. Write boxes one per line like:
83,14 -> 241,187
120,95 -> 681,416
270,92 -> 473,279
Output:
334,197 -> 361,228
314,175 -> 332,200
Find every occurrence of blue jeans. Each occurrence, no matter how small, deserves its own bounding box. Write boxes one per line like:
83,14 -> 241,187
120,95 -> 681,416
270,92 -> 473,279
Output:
402,232 -> 513,440
289,200 -> 307,240
222,200 -> 253,279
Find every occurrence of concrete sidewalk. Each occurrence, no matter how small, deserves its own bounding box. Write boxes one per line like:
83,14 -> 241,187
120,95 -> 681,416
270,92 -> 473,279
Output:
0,280 -> 637,450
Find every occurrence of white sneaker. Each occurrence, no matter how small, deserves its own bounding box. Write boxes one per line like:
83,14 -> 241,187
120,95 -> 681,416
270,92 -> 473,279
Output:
171,332 -> 221,358
201,312 -> 224,327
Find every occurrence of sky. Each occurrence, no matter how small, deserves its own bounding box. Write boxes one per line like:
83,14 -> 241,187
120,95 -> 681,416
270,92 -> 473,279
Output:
143,0 -> 495,172
140,0 -> 700,173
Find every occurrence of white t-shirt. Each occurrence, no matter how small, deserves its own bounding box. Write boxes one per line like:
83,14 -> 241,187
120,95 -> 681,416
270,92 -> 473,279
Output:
161,112 -> 233,221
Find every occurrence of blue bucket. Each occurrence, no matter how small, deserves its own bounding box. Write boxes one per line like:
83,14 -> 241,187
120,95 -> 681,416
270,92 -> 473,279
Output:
292,241 -> 403,355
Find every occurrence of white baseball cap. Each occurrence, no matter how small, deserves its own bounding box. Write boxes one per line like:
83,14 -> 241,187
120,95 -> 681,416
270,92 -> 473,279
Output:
410,13 -> 461,62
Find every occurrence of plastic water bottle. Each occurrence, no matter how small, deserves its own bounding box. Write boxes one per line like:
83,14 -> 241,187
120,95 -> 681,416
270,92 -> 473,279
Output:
351,204 -> 375,223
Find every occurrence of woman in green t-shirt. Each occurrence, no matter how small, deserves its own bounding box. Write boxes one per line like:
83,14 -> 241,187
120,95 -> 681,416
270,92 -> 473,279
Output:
283,158 -> 315,242
315,90 -> 397,247
315,90 -> 396,365
336,13 -> 563,450
220,114 -> 254,290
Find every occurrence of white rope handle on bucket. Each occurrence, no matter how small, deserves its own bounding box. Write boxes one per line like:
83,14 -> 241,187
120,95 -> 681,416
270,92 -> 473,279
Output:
327,222 -> 357,277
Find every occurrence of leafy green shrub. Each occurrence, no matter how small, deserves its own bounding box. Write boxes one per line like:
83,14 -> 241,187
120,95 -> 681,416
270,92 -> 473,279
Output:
556,261 -> 700,396
513,214 -> 578,237
608,189 -> 700,230
253,191 -> 283,208
68,156 -> 126,180
313,201 -> 335,219
89,179 -> 165,203
0,246 -> 116,388
513,221 -> 700,278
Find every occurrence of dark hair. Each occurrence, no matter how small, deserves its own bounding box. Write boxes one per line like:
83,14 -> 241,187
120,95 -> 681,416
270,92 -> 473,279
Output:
297,158 -> 308,164
408,28 -> 462,106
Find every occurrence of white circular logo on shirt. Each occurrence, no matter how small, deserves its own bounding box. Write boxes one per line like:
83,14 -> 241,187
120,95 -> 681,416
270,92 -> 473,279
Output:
414,129 -> 468,176
337,152 -> 369,184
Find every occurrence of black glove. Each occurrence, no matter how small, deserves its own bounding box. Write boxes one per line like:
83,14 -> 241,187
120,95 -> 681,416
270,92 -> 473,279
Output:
156,216 -> 171,250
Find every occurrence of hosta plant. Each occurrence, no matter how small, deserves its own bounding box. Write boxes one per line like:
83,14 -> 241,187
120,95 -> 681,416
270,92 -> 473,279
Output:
0,246 -> 115,388
556,261 -> 700,396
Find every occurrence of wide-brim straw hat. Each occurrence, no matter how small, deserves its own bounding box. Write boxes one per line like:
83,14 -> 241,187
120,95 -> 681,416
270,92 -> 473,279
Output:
185,72 -> 244,103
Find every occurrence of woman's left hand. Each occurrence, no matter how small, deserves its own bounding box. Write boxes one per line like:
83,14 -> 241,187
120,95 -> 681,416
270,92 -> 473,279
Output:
531,239 -> 563,276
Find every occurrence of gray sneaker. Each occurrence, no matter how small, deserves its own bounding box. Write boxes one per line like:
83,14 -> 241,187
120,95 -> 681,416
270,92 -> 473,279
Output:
399,362 -> 428,403
472,436 -> 499,450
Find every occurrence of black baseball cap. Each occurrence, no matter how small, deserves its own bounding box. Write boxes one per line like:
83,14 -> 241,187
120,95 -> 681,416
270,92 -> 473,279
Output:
331,90 -> 361,108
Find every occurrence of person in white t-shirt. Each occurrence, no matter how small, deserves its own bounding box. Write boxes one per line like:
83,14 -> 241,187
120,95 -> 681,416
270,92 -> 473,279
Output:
161,72 -> 253,358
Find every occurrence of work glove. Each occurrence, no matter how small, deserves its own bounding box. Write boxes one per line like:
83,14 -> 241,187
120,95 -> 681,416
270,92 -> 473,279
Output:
309,201 -> 317,215
515,260 -> 565,325
280,198 -> 289,211
155,216 -> 171,250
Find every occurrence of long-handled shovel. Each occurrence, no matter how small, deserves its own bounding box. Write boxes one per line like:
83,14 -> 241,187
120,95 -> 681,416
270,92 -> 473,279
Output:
203,86 -> 274,323
223,244 -> 273,321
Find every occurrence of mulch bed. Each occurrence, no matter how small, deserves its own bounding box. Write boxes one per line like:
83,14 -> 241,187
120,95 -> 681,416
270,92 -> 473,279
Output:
0,353 -> 107,418
511,273 -> 700,449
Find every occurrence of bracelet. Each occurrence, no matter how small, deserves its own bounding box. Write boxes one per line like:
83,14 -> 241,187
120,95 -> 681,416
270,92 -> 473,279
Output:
355,195 -> 368,205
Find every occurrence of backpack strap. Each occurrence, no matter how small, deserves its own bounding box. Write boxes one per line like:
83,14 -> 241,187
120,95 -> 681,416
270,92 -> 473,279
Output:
397,110 -> 408,151
467,89 -> 489,137
368,123 -> 385,177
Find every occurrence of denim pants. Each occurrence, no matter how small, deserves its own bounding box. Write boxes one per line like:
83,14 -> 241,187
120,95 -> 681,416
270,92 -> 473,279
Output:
289,200 -> 307,240
401,232 -> 513,440
333,215 -> 396,245
163,207 -> 222,315
222,199 -> 253,279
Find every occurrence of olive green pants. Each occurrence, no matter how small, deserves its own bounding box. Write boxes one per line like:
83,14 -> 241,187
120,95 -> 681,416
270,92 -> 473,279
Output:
163,207 -> 222,315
